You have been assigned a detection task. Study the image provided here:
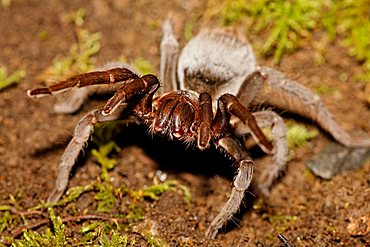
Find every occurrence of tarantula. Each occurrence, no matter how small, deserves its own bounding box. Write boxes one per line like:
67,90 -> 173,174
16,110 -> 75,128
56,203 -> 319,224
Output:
27,20 -> 370,239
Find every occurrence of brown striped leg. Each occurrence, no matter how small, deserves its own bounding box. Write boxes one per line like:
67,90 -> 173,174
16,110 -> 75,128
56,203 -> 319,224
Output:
47,105 -> 129,203
205,136 -> 254,239
53,63 -> 135,114
236,71 -> 266,107
218,94 -> 274,153
102,74 -> 160,116
234,110 -> 288,196
160,19 -> 179,94
258,66 -> 370,147
27,68 -> 138,98
198,92 -> 213,150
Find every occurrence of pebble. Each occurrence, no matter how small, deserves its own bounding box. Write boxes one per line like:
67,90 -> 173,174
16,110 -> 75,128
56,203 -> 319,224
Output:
347,216 -> 370,236
306,142 -> 370,179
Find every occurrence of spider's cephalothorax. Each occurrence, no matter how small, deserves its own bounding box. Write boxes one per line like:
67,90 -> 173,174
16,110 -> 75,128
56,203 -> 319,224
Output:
27,19 -> 370,239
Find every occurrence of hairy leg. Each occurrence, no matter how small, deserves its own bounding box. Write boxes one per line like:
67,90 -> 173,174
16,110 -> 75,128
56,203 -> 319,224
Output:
102,74 -> 160,116
27,67 -> 138,98
236,71 -> 266,107
218,94 -> 274,153
53,62 -> 135,114
257,66 -> 370,147
47,105 -> 128,202
198,92 -> 213,150
233,110 -> 288,196
205,136 -> 254,239
160,19 -> 179,94
206,93 -> 264,239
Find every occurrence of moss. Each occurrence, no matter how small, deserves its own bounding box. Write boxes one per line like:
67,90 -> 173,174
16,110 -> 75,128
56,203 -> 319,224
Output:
205,0 -> 370,81
98,230 -> 132,247
220,0 -> 249,26
38,8 -> 101,83
91,141 -> 121,213
126,204 -> 145,221
31,184 -> 96,210
129,180 -> 191,204
329,0 -> 370,82
184,14 -> 201,41
286,120 -> 318,149
131,58 -> 156,75
263,120 -> 318,150
62,7 -> 86,27
1,0 -> 11,8
11,208 -> 67,247
0,66 -> 25,91
117,55 -> 156,75
262,212 -> 297,233
256,0 -> 321,63
144,234 -> 163,247
314,84 -> 338,95
0,211 -> 12,234
206,0 -> 321,63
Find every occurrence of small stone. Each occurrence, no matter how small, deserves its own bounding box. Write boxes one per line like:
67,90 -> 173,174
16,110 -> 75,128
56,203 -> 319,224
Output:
347,216 -> 370,236
156,170 -> 168,182
307,142 -> 370,179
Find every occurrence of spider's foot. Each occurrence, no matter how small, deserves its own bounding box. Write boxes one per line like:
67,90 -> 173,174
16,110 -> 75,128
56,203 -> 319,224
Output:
344,136 -> 370,148
258,167 -> 280,197
257,183 -> 271,197
205,207 -> 230,239
27,88 -> 52,98
205,224 -> 219,240
46,188 -> 64,203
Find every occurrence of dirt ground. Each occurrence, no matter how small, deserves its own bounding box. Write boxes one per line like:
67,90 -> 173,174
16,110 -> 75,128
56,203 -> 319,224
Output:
0,0 -> 369,246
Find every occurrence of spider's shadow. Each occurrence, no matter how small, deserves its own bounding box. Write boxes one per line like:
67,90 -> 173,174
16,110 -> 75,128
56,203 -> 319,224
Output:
112,124 -> 265,233
115,124 -> 266,181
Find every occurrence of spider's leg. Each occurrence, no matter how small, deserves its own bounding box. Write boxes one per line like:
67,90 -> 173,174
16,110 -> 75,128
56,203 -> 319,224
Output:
234,110 -> 288,196
198,92 -> 213,150
205,95 -> 256,239
102,74 -> 160,116
53,87 -> 90,114
205,136 -> 254,239
236,71 -> 266,107
160,18 -> 179,94
53,63 -> 136,114
257,66 -> 370,147
47,105 -> 129,202
27,68 -> 138,98
218,94 -> 274,153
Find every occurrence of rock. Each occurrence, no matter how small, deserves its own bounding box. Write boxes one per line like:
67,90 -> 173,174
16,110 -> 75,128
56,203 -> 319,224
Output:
347,216 -> 370,236
306,142 -> 370,179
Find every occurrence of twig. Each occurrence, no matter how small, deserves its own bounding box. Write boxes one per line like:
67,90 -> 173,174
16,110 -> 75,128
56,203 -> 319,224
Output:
11,214 -> 126,238
0,205 -> 47,217
277,233 -> 294,247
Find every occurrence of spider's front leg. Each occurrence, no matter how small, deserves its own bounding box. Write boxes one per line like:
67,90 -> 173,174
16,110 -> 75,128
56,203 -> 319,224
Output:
206,93 -> 269,239
257,66 -> 370,147
27,67 -> 138,98
206,136 -> 254,239
51,63 -> 137,114
28,71 -> 161,202
234,110 -> 288,196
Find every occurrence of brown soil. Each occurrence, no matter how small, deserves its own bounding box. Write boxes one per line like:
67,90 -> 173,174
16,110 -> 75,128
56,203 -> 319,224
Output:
0,1 -> 369,246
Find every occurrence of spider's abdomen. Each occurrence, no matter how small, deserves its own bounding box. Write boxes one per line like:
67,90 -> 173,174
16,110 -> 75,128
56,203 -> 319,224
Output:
149,91 -> 199,142
177,28 -> 256,98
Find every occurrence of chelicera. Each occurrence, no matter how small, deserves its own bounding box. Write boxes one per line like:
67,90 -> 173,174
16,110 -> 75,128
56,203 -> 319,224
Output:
27,19 -> 370,239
